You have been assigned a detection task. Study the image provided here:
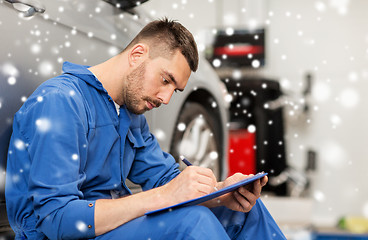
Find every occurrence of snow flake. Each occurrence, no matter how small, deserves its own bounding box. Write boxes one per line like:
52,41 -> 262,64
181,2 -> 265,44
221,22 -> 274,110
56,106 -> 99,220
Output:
108,46 -> 119,56
209,151 -> 218,160
110,34 -> 117,40
8,76 -> 16,85
2,63 -> 19,77
224,94 -> 233,103
35,118 -> 51,133
251,59 -> 261,68
330,0 -> 349,15
177,122 -> 186,132
158,221 -> 165,228
38,61 -> 54,76
313,81 -> 331,102
313,190 -> 325,202
154,129 -> 166,141
339,88 -> 359,108
348,71 -> 358,82
71,154 -> 79,161
211,101 -> 217,108
314,2 -> 326,12
225,27 -> 234,36
76,221 -> 88,233
14,139 -> 26,151
330,114 -> 341,127
31,43 -> 41,54
12,174 -> 20,184
212,59 -> 221,68
247,125 -> 256,133
232,70 -> 242,80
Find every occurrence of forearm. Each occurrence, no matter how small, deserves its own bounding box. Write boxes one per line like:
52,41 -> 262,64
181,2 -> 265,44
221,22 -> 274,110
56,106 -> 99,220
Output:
94,185 -> 171,236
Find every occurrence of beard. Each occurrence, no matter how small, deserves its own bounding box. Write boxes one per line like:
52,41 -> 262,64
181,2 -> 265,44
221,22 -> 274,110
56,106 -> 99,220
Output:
124,61 -> 161,115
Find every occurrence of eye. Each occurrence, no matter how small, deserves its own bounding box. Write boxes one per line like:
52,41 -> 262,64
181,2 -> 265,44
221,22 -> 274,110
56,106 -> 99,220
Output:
162,77 -> 169,84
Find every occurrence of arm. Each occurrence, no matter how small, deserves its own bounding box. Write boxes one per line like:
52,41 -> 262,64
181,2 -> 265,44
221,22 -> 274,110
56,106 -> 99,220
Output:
94,165 -> 217,236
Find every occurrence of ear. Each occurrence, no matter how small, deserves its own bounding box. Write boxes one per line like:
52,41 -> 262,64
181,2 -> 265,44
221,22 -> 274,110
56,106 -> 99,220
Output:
128,43 -> 149,67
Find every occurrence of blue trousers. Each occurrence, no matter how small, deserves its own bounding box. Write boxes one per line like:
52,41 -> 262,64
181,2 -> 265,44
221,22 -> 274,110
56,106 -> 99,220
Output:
93,200 -> 286,240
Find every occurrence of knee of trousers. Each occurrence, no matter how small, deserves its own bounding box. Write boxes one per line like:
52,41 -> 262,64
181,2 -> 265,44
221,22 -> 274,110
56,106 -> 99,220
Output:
174,206 -> 224,233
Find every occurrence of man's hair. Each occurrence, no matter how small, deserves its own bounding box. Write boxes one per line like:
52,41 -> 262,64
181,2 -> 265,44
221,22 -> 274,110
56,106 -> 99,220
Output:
124,18 -> 199,72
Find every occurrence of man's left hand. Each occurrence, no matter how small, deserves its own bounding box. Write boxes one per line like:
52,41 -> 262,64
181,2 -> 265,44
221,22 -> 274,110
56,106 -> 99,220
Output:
214,173 -> 268,212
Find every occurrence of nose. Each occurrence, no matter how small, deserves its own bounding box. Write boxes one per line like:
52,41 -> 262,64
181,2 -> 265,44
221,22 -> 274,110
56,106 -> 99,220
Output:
158,88 -> 175,105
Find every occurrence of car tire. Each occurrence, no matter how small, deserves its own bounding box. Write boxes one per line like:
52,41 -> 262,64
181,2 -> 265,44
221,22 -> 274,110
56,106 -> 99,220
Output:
170,102 -> 222,179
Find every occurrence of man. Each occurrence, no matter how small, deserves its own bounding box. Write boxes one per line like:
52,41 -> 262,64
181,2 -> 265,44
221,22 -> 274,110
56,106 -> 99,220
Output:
6,18 -> 285,239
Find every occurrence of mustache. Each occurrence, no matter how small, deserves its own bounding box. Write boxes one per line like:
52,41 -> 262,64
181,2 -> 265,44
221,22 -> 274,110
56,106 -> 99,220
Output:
143,97 -> 161,108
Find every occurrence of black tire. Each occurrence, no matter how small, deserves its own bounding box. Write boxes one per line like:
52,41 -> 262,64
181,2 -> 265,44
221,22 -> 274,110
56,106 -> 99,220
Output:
170,102 -> 222,179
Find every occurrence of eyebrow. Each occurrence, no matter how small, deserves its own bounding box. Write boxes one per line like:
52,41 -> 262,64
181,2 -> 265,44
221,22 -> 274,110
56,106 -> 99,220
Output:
165,71 -> 184,92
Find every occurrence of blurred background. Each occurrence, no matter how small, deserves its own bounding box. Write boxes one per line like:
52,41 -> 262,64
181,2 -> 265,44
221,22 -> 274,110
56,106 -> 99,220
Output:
1,0 -> 368,239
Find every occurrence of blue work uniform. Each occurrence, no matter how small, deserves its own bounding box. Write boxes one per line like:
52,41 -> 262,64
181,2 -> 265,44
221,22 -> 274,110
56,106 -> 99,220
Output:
6,62 -> 286,240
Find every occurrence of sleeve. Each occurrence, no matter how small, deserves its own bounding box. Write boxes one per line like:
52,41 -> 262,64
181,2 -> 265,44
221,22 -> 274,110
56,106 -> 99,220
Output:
127,115 -> 181,191
19,86 -> 96,239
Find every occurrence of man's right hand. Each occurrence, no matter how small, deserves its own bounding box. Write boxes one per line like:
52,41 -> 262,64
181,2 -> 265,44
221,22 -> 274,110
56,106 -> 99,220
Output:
94,166 -> 217,236
159,166 -> 217,206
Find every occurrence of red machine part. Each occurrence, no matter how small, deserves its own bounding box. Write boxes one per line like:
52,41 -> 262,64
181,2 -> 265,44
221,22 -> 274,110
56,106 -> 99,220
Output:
228,129 -> 256,176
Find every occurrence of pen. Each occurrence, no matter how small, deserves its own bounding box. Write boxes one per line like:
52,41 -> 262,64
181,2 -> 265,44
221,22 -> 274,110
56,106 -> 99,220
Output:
180,155 -> 192,166
179,155 -> 218,191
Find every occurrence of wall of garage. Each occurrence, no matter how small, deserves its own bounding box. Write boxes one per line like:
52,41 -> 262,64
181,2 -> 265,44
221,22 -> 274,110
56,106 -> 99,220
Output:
141,0 -> 368,226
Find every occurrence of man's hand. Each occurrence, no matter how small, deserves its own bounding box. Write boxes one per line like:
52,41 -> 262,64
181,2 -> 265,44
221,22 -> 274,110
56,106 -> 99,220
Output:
160,166 -> 217,206
206,173 -> 268,212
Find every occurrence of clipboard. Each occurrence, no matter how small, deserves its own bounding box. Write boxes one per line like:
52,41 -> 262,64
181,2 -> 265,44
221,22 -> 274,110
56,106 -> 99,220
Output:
145,172 -> 268,215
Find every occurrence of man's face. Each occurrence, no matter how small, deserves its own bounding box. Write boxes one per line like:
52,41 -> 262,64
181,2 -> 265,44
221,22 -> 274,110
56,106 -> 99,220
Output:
124,50 -> 191,115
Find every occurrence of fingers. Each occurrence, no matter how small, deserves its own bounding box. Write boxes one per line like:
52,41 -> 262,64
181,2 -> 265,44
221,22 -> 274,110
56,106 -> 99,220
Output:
234,186 -> 258,212
261,175 -> 268,187
183,166 -> 217,195
233,191 -> 252,211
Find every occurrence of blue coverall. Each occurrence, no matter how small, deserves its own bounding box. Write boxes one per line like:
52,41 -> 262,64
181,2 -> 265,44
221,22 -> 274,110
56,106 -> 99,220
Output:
6,62 -> 286,239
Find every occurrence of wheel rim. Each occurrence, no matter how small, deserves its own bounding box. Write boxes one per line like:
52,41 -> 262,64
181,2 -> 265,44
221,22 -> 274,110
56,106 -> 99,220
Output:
177,114 -> 220,177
